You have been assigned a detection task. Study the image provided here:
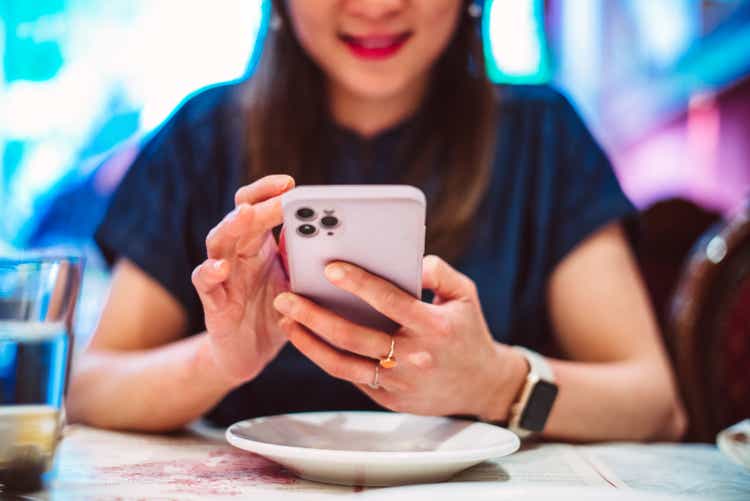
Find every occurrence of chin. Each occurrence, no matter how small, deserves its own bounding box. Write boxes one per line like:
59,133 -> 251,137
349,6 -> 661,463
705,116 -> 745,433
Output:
337,72 -> 416,102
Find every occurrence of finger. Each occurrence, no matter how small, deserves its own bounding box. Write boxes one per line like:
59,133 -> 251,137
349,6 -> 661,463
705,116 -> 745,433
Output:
273,292 -> 392,360
205,204 -> 254,259
235,196 -> 286,257
191,259 -> 230,312
421,255 -> 475,301
354,383 -> 400,408
324,262 -> 435,333
279,318 -> 384,388
234,175 -> 295,207
207,196 -> 285,259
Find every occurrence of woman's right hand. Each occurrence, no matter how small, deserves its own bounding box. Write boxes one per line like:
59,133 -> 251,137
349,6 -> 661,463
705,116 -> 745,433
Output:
191,174 -> 295,387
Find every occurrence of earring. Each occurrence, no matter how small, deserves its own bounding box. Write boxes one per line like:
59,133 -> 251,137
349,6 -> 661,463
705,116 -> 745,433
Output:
271,13 -> 283,31
467,2 -> 482,18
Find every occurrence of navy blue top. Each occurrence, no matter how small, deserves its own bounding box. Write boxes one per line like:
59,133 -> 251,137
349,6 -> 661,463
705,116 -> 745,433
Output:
95,82 -> 635,426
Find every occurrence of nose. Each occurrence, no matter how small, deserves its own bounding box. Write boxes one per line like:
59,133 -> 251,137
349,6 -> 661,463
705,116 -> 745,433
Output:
344,0 -> 407,20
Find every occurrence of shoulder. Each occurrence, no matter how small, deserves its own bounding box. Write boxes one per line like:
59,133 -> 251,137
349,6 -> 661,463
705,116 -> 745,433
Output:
495,84 -> 577,120
491,84 -> 595,150
165,80 -> 246,136
485,83 -> 613,189
495,84 -> 570,108
135,81 -> 247,179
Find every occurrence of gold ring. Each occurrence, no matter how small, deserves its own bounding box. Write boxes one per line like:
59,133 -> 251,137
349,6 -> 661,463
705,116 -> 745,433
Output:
368,363 -> 380,389
379,337 -> 397,369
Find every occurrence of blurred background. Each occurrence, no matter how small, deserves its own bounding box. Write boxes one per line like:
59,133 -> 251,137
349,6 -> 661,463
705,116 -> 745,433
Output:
3,0 -> 749,250
1,0 -> 749,439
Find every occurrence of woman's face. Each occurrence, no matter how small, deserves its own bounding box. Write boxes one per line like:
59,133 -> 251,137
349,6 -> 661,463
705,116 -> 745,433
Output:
286,0 -> 464,101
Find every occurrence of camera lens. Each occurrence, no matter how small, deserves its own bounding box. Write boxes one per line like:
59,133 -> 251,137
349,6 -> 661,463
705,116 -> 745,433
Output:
297,224 -> 317,237
320,216 -> 339,228
296,207 -> 315,220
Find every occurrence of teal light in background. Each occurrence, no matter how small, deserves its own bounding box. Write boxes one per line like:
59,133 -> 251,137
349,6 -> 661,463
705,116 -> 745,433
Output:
483,0 -> 550,84
629,0 -> 698,68
1,0 -> 66,82
0,1 -> 264,247
246,0 -> 272,76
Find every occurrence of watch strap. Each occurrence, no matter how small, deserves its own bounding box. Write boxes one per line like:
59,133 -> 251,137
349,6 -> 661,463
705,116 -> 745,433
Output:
513,346 -> 555,382
508,346 -> 557,438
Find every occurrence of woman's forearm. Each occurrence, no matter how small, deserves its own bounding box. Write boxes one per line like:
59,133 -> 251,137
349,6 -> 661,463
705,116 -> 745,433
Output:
483,348 -> 686,442
543,357 -> 686,442
67,333 -> 236,432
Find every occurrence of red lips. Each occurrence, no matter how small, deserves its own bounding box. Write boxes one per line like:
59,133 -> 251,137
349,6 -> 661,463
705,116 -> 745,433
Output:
339,32 -> 412,60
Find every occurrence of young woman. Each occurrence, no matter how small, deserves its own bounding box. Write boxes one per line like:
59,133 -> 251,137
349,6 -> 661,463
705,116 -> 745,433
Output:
68,0 -> 686,441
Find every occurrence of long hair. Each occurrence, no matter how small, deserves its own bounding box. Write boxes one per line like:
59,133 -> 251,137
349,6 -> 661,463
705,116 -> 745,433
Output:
244,0 -> 497,263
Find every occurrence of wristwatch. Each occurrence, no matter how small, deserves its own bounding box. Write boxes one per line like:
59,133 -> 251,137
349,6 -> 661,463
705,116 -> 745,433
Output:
508,346 -> 558,438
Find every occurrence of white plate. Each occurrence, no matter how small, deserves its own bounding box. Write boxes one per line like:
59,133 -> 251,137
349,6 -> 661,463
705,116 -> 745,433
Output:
357,483 -> 693,501
226,411 -> 520,487
717,419 -> 750,470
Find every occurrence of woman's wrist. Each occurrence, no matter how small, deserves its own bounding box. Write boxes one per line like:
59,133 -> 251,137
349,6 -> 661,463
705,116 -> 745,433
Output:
476,343 -> 528,423
191,333 -> 248,393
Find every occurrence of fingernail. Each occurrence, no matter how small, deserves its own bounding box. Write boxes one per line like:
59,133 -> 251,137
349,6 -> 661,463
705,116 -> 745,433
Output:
283,177 -> 295,190
273,293 -> 294,312
213,260 -> 225,272
325,264 -> 346,281
238,204 -> 251,217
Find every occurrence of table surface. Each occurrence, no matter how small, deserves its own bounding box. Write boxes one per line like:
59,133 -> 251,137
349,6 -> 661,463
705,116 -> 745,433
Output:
17,424 -> 750,501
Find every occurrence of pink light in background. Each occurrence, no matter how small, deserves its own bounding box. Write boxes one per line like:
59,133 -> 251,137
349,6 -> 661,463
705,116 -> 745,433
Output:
614,79 -> 750,215
685,92 -> 723,210
94,142 -> 140,195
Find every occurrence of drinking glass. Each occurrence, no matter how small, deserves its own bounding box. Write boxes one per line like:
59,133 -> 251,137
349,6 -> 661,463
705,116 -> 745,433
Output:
0,256 -> 83,493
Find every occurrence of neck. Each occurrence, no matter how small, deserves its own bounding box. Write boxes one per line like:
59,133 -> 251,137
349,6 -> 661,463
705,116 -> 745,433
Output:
328,78 -> 428,138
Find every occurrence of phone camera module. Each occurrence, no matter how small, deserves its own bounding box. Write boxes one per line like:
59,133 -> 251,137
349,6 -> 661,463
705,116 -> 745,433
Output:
296,207 -> 315,220
320,216 -> 339,228
297,224 -> 318,237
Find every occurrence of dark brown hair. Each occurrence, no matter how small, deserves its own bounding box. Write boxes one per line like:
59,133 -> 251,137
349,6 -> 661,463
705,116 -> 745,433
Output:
244,0 -> 497,262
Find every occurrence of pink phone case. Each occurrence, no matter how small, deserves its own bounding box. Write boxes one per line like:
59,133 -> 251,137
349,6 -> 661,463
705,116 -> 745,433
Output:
281,185 -> 426,333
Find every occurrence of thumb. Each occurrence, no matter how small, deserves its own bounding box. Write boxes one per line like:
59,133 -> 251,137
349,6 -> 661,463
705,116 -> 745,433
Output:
421,255 -> 475,301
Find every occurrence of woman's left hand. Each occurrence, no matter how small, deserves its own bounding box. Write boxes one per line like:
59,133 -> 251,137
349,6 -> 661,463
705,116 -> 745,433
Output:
272,255 -> 525,419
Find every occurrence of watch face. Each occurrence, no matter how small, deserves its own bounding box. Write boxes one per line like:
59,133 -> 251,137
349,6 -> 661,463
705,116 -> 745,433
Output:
519,380 -> 558,432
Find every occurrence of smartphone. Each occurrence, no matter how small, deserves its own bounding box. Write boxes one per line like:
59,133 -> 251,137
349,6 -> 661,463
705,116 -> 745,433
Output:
281,185 -> 426,334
